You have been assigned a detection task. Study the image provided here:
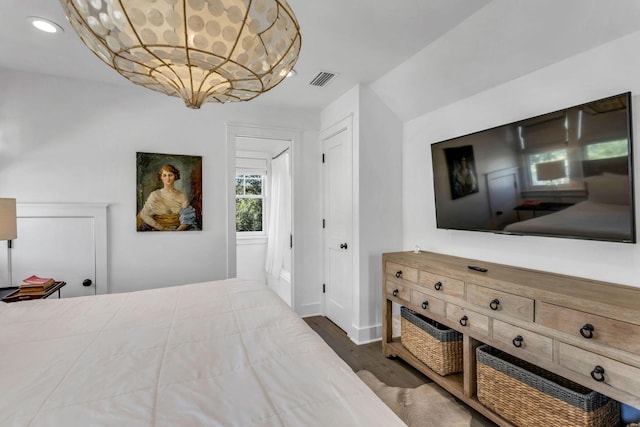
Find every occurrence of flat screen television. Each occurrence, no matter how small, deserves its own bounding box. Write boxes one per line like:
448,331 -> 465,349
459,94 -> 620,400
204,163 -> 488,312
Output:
431,92 -> 635,243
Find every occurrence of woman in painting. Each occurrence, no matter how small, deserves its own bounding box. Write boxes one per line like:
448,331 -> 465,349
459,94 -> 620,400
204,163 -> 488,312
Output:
452,156 -> 478,197
137,165 -> 197,231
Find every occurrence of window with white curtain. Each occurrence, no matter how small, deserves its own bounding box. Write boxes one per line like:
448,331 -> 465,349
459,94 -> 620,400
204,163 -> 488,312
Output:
519,115 -> 571,187
236,156 -> 268,234
236,173 -> 265,233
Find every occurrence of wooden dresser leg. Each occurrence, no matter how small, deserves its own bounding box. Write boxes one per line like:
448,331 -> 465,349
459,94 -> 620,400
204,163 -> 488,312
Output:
463,335 -> 481,398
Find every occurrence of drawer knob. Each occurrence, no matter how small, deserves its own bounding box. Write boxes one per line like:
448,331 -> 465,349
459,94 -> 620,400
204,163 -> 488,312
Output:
459,315 -> 469,327
489,299 -> 500,311
421,301 -> 429,310
590,365 -> 605,382
434,281 -> 442,291
392,289 -> 399,297
512,335 -> 524,348
395,271 -> 402,278
580,323 -> 595,339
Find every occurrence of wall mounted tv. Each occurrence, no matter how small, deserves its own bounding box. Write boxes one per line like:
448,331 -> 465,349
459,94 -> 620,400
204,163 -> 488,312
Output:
431,92 -> 635,243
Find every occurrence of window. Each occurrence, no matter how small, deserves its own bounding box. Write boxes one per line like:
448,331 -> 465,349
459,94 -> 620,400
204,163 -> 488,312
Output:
528,149 -> 569,186
236,173 -> 265,233
584,139 -> 628,160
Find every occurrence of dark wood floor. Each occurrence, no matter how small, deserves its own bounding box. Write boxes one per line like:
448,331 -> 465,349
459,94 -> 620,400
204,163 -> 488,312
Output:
303,315 -> 429,388
304,315 -> 497,427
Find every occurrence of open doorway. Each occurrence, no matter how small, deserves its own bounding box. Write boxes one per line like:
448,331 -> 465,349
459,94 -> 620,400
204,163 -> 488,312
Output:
236,137 -> 291,305
226,124 -> 298,308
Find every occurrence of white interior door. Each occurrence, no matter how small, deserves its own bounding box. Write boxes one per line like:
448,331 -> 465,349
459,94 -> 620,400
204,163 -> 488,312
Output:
322,118 -> 353,334
12,216 -> 96,297
487,168 -> 519,229
0,204 -> 108,296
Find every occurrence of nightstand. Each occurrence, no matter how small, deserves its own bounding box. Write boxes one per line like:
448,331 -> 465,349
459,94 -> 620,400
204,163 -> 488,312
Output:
0,287 -> 18,300
2,282 -> 67,303
513,202 -> 574,221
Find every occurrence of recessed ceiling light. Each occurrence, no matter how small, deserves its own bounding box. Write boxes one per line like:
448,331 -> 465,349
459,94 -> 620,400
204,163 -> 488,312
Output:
280,69 -> 297,78
27,17 -> 64,34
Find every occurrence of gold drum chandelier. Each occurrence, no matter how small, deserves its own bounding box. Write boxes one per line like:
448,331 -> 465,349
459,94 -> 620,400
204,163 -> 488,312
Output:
59,0 -> 301,109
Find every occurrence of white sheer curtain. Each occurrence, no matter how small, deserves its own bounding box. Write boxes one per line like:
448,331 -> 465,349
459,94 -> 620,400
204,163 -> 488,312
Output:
265,152 -> 290,279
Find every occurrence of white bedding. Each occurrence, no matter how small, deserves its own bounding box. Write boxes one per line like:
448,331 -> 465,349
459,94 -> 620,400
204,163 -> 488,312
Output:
504,200 -> 632,241
0,279 -> 404,427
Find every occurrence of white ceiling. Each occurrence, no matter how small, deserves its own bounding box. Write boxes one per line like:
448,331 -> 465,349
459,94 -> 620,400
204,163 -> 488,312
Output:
2,1 -> 640,120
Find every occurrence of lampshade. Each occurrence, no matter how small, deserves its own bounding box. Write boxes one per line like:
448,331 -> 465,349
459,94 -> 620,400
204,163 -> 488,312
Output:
59,0 -> 301,109
0,198 -> 17,241
536,160 -> 566,182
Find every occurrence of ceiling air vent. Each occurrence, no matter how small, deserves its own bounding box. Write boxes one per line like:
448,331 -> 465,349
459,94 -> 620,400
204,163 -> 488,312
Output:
309,71 -> 337,87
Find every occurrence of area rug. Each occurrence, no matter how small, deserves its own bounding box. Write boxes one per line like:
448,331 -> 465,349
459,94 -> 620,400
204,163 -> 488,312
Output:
357,370 -> 473,427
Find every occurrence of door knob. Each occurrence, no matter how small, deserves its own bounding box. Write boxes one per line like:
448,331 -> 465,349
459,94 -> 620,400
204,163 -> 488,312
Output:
340,242 -> 348,250
82,279 -> 92,287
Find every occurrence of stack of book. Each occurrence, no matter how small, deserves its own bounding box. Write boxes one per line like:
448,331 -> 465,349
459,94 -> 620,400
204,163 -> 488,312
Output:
19,275 -> 56,294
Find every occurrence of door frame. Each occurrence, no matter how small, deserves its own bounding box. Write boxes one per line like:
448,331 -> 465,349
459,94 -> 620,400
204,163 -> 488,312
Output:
226,123 -> 301,307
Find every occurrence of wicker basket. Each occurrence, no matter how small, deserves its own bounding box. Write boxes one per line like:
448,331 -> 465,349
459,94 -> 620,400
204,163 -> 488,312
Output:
400,307 -> 463,375
476,345 -> 620,427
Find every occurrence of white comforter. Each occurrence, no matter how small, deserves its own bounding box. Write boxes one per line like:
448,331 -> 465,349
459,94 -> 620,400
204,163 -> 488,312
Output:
504,200 -> 632,241
0,279 -> 404,427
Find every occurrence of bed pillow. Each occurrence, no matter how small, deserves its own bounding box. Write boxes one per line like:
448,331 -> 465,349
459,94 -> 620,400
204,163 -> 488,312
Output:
584,174 -> 630,205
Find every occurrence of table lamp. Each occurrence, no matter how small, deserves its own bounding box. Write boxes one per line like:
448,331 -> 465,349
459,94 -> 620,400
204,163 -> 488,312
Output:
0,198 -> 17,289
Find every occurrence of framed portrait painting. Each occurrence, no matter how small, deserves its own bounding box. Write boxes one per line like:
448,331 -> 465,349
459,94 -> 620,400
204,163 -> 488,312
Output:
136,152 -> 202,232
444,145 -> 479,200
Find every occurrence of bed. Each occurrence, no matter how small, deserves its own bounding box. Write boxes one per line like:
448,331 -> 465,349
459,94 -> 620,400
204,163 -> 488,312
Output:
1,279 -> 405,426
504,199 -> 632,240
504,171 -> 633,241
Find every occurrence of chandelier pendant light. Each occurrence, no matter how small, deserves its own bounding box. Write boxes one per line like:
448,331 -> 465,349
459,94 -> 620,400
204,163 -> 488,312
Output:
59,0 -> 301,109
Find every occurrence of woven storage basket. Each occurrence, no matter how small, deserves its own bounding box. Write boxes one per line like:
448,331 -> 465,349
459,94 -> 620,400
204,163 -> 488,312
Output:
476,345 -> 620,427
400,307 -> 463,375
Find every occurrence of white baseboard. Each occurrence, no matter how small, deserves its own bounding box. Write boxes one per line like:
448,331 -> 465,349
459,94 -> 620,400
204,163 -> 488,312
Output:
352,323 -> 382,345
350,314 -> 401,345
297,302 -> 321,318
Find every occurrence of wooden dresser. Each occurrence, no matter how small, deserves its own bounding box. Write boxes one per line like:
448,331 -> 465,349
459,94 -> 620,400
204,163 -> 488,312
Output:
382,251 -> 640,427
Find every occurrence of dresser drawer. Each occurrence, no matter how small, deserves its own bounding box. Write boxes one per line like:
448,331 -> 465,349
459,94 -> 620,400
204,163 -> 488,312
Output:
492,319 -> 553,361
410,289 -> 446,317
538,301 -> 640,355
467,284 -> 534,322
385,280 -> 411,303
418,271 -> 464,299
559,342 -> 640,397
386,262 -> 418,283
446,304 -> 489,336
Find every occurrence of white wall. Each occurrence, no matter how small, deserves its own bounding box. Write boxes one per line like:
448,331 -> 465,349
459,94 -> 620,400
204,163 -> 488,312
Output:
293,127 -> 322,316
320,84 -> 403,343
0,68 -> 320,296
358,85 -> 403,340
236,237 -> 267,283
403,29 -> 640,288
